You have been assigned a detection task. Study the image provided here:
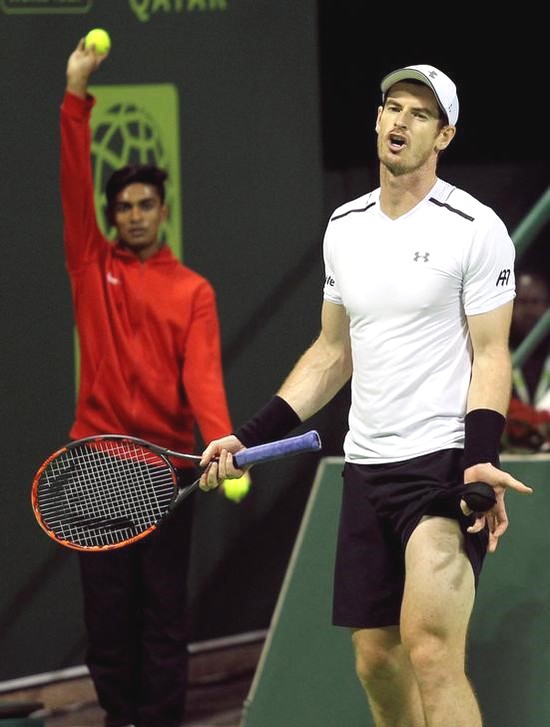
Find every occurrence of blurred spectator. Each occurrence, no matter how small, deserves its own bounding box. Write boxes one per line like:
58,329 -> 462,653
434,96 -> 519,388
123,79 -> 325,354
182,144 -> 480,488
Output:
510,270 -> 550,408
503,270 -> 550,452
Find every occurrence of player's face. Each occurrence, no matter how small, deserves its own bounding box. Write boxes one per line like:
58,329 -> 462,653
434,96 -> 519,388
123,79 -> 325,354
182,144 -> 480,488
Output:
375,82 -> 454,176
113,183 -> 168,259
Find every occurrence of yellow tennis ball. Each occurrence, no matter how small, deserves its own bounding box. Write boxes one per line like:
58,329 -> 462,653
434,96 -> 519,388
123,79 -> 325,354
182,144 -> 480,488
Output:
223,473 -> 251,503
84,28 -> 111,54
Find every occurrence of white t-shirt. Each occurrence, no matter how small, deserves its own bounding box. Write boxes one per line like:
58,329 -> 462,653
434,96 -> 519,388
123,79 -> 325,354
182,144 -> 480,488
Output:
323,179 -> 516,463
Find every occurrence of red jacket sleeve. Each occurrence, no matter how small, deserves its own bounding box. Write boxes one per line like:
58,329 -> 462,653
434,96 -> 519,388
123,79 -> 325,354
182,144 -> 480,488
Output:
182,280 -> 233,443
60,91 -> 105,272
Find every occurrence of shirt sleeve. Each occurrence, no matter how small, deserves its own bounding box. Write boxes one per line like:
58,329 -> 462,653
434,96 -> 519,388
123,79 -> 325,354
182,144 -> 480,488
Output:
462,212 -> 516,316
181,279 -> 233,443
60,91 -> 105,272
322,220 -> 343,304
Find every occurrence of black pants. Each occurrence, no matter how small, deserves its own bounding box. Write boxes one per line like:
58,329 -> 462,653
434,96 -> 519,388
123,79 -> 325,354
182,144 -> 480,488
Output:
78,469 -> 196,727
333,449 -> 488,628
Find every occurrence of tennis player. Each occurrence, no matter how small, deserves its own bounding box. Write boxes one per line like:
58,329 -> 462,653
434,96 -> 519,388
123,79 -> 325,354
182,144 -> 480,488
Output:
200,65 -> 533,725
61,40 -> 234,727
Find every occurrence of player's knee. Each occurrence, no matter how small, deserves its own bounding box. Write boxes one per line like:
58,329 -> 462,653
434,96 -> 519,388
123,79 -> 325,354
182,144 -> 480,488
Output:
402,627 -> 458,685
354,641 -> 402,688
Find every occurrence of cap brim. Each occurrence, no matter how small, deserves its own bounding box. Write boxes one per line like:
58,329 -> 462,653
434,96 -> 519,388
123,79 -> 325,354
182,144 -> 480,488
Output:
381,69 -> 447,120
382,68 -> 442,97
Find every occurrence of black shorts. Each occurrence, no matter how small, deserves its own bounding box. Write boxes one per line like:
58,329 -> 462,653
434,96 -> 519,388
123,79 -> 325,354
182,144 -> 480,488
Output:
332,448 -> 489,629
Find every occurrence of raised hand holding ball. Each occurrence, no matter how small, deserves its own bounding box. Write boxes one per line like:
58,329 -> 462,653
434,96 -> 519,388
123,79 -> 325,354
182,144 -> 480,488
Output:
84,28 -> 111,55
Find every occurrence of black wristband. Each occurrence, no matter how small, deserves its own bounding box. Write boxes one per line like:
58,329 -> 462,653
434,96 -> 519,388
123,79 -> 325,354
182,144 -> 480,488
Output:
463,408 -> 506,469
234,396 -> 302,448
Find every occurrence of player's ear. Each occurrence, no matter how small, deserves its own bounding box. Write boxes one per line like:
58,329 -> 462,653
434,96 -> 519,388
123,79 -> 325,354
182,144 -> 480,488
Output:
436,124 -> 456,151
375,106 -> 384,133
160,204 -> 169,222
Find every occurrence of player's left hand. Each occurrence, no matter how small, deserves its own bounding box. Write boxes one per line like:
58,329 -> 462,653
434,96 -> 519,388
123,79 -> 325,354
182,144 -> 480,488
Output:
199,435 -> 246,492
461,463 -> 533,553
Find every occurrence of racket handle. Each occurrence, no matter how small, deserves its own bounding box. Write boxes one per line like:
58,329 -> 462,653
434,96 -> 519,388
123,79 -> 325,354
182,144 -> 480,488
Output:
463,481 -> 496,513
233,430 -> 322,468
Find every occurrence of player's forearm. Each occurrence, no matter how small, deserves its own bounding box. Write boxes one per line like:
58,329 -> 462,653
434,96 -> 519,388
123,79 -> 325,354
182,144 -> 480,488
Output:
234,300 -> 352,447
466,345 -> 512,416
232,337 -> 351,448
277,338 -> 352,421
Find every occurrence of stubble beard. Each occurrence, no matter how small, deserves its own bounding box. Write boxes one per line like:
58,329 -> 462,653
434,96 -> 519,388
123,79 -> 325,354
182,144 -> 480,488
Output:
378,143 -> 428,179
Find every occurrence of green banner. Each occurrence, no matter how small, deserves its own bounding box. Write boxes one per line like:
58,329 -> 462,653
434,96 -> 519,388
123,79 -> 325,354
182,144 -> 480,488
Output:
89,83 -> 183,258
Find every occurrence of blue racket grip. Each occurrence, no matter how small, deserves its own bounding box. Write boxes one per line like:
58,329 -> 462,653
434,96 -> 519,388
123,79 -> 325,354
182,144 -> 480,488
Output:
233,430 -> 322,468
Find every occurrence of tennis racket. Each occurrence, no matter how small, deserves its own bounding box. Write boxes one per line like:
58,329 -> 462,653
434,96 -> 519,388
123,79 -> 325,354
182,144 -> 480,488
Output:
32,430 -> 322,552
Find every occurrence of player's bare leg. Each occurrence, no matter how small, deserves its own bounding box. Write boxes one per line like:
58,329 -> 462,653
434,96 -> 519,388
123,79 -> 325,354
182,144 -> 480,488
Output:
401,516 -> 482,726
352,626 -> 426,726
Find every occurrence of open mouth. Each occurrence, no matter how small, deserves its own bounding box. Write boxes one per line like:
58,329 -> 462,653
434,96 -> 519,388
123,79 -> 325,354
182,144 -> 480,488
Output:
388,133 -> 407,152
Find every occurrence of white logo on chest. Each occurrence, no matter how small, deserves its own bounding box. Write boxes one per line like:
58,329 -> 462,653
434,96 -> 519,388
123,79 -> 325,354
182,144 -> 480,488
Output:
107,272 -> 121,285
413,251 -> 430,263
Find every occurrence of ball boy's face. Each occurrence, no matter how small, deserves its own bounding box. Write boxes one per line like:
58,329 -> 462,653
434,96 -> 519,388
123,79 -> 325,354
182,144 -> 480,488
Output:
112,183 -> 168,258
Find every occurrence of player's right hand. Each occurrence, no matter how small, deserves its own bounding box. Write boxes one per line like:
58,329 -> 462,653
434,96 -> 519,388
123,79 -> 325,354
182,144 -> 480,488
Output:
462,462 -> 533,553
199,435 -> 246,492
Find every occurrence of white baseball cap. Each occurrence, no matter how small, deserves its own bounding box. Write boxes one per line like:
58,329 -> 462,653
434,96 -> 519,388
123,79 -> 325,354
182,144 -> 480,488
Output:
380,64 -> 459,126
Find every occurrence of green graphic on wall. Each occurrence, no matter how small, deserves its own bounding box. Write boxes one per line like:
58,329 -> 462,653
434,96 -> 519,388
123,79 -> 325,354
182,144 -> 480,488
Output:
74,83 -> 183,395
128,0 -> 228,22
89,83 -> 183,259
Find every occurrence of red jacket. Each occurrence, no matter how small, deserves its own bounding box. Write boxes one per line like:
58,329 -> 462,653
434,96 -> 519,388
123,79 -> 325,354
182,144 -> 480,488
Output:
60,91 -> 232,453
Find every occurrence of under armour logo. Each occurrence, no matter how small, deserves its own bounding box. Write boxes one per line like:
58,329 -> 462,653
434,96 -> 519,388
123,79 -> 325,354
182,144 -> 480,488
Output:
496,269 -> 511,286
413,252 -> 430,262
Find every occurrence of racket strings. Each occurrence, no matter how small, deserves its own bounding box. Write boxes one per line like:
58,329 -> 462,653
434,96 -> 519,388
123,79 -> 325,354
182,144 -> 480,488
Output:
37,440 -> 175,548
